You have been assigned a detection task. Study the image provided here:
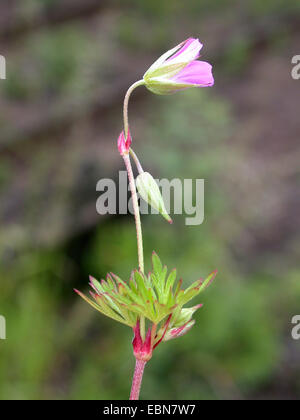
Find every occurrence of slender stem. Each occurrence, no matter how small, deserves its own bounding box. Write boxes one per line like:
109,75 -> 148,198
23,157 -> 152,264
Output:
122,80 -> 145,273
123,80 -> 147,398
130,359 -> 147,400
123,80 -> 145,139
129,148 -> 144,174
122,154 -> 144,273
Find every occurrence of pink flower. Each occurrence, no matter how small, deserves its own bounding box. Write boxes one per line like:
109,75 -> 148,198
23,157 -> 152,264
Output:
143,38 -> 214,95
117,129 -> 132,155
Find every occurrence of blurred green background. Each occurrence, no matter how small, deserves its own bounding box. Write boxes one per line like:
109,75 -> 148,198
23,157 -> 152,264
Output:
0,0 -> 300,400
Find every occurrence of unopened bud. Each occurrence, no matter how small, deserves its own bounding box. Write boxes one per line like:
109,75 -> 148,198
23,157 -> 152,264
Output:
136,172 -> 172,224
163,320 -> 195,341
173,304 -> 202,327
118,129 -> 132,155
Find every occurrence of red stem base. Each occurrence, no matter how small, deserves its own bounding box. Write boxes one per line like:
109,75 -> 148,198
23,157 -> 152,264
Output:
129,359 -> 147,400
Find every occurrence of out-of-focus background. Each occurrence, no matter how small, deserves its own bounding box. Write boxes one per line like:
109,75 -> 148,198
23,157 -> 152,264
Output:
0,0 -> 300,400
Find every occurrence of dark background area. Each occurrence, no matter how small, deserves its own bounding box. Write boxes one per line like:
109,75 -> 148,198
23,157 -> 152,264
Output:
0,0 -> 300,399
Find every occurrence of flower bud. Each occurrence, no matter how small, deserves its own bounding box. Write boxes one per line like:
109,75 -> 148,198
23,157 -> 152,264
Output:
173,304 -> 203,327
136,171 -> 172,224
118,129 -> 132,155
163,320 -> 195,341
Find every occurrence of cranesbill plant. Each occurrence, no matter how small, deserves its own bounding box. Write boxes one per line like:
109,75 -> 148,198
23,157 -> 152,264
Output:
75,38 -> 217,400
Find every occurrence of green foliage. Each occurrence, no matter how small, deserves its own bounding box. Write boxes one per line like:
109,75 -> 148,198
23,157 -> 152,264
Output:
76,252 -> 215,337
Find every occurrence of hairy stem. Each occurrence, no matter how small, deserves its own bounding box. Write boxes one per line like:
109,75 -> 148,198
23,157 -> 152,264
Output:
123,80 -> 145,139
123,80 -> 147,397
122,154 -> 144,273
122,80 -> 145,273
129,148 -> 144,174
129,359 -> 147,400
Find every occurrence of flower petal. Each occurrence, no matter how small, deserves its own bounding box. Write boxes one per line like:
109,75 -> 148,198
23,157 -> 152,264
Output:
144,41 -> 184,75
171,60 -> 214,86
167,38 -> 203,64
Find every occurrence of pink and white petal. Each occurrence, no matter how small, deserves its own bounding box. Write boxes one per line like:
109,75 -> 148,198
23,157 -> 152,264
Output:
168,38 -> 195,60
144,41 -> 184,75
167,38 -> 203,65
172,61 -> 214,86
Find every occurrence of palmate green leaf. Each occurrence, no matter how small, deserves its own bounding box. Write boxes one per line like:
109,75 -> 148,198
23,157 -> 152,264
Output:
127,302 -> 156,322
174,278 -> 183,298
110,273 -> 131,293
129,275 -> 139,294
152,252 -> 163,275
101,291 -> 127,315
145,299 -> 156,320
123,302 -> 145,314
153,301 -> 172,324
110,288 -> 142,308
150,273 -> 164,301
182,279 -> 202,295
113,296 -> 152,321
161,266 -> 168,289
151,254 -> 169,302
165,269 -> 177,294
106,274 -> 117,291
89,276 -> 103,294
198,270 -> 217,293
75,289 -> 133,326
134,271 -> 152,304
177,286 -> 201,306
75,289 -> 101,312
126,309 -> 138,326
111,273 -> 145,307
166,287 -> 176,307
147,285 -> 157,303
94,293 -> 129,323
163,269 -> 177,304
76,251 -> 216,331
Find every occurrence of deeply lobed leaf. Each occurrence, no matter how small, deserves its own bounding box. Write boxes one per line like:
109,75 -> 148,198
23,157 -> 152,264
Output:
75,252 -> 216,332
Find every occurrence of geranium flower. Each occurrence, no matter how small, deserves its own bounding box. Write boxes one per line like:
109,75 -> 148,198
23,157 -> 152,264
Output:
143,38 -> 214,95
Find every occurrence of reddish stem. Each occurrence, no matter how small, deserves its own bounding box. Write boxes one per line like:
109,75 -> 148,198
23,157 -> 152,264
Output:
129,359 -> 147,400
153,314 -> 171,350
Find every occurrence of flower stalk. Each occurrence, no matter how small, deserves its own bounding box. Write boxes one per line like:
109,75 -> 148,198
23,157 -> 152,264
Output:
122,82 -> 147,394
123,80 -> 144,139
122,153 -> 144,274
121,80 -> 145,275
129,148 -> 144,174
